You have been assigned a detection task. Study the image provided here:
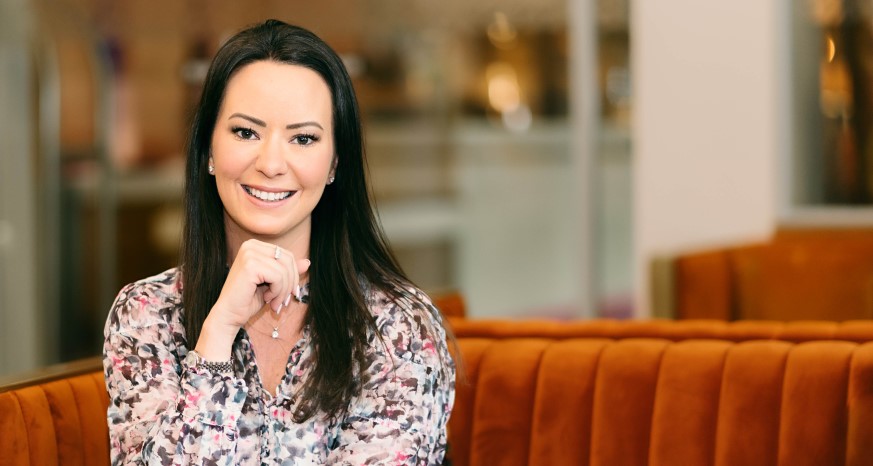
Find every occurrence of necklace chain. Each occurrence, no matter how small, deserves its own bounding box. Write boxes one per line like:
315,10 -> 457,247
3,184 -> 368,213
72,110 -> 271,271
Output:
245,282 -> 310,341
248,307 -> 292,340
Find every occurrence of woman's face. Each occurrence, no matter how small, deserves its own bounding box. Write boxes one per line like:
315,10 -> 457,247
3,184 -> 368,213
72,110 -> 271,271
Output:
210,60 -> 335,250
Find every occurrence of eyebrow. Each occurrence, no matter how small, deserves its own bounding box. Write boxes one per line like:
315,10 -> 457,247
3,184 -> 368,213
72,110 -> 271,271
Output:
228,113 -> 323,131
287,121 -> 324,131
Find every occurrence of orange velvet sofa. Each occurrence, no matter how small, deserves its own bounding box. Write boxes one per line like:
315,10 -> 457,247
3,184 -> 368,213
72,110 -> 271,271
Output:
0,357 -> 109,466
671,228 -> 873,321
451,336 -> 873,466
4,320 -> 873,466
449,317 -> 873,343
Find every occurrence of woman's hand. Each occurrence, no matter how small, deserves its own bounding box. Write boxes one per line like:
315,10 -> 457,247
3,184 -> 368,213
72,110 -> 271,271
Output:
214,239 -> 310,328
195,239 -> 310,360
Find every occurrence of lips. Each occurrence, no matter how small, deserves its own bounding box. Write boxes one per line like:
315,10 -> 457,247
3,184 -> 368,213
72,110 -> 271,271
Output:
243,185 -> 295,202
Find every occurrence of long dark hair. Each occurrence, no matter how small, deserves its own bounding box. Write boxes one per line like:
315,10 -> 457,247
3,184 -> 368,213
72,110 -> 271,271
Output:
181,19 -> 415,421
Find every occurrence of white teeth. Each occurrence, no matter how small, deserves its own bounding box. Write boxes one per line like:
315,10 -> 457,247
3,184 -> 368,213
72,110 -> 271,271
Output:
245,186 -> 292,202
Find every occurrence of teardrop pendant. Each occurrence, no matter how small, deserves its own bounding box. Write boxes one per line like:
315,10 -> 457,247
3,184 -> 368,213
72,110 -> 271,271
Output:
271,328 -> 279,339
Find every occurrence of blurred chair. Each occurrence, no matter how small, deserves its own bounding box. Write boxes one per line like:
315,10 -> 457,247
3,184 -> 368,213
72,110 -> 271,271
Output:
671,228 -> 873,321
432,290 -> 467,319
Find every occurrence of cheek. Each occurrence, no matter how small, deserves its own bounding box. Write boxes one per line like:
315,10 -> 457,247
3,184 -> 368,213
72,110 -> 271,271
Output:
294,149 -> 334,187
294,163 -> 329,189
211,141 -> 250,177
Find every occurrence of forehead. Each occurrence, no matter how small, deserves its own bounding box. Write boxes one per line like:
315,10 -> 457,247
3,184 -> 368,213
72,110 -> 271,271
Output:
220,60 -> 332,124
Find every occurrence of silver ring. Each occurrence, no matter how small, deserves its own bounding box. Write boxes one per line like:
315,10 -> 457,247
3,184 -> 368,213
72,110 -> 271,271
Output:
274,245 -> 281,260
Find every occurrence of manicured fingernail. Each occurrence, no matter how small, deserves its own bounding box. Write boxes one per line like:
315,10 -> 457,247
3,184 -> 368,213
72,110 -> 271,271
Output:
294,285 -> 303,301
276,301 -> 284,315
284,293 -> 292,306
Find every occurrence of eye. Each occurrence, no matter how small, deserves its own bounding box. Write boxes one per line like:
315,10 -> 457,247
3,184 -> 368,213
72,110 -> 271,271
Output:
293,134 -> 320,146
231,126 -> 258,140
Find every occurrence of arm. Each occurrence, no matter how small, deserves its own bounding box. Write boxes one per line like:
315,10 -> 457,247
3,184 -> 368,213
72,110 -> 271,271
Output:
326,295 -> 456,465
104,243 -> 309,465
103,281 -> 247,466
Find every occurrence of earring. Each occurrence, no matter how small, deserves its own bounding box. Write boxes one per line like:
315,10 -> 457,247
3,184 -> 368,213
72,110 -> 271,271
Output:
208,165 -> 215,174
328,175 -> 335,185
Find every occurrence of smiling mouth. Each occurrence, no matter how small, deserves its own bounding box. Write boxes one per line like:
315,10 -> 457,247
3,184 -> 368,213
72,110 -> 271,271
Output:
243,185 -> 295,202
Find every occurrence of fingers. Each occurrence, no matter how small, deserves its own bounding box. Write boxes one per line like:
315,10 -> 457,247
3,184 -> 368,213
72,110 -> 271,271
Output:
295,259 -> 311,301
270,248 -> 312,313
238,240 -> 309,314
261,245 -> 291,313
216,239 -> 313,325
269,246 -> 293,312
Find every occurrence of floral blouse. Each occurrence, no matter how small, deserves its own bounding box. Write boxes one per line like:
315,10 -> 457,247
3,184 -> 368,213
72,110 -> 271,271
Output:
103,268 -> 455,465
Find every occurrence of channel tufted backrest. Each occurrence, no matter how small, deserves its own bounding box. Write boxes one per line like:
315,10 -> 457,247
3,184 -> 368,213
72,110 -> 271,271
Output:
4,333 -> 873,466
0,361 -> 109,466
449,318 -> 873,343
447,338 -> 873,466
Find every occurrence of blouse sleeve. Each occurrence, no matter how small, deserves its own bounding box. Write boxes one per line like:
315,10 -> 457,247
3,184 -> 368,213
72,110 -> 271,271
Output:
103,281 -> 248,466
326,293 -> 456,465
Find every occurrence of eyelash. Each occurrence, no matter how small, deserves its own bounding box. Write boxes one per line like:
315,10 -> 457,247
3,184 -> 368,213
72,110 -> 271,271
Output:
231,126 -> 257,140
230,127 -> 320,146
293,133 -> 320,146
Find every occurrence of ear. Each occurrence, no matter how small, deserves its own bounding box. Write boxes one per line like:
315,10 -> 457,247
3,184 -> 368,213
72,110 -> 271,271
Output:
327,157 -> 338,181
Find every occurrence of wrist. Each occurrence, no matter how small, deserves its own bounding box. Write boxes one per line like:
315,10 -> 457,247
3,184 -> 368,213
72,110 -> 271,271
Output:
184,350 -> 233,375
195,315 -> 238,362
204,303 -> 245,333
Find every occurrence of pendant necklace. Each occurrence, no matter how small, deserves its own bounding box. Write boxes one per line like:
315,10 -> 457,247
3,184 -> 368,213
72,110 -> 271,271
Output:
265,283 -> 310,340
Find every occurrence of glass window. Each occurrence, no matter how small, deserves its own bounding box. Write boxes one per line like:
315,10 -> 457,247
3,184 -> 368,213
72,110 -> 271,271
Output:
2,0 -> 622,373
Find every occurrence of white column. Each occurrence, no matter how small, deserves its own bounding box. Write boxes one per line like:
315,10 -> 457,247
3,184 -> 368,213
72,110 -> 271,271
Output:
569,0 -> 598,317
631,0 -> 789,316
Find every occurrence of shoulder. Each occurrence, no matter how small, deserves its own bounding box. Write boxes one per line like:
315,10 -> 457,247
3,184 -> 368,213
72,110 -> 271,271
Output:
365,283 -> 453,370
106,267 -> 184,333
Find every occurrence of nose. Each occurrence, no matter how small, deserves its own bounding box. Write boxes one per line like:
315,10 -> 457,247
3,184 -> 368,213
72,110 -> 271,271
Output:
254,136 -> 288,177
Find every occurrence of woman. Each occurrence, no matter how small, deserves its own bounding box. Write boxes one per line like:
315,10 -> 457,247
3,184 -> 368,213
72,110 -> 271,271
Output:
103,19 -> 455,465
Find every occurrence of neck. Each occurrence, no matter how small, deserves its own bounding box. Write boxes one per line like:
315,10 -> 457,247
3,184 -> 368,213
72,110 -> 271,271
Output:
246,301 -> 307,339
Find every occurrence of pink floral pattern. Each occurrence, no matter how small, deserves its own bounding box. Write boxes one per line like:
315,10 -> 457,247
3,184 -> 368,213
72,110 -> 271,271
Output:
103,268 -> 454,465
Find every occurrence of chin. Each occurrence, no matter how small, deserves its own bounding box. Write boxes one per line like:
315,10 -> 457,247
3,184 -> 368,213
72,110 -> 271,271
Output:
246,219 -> 306,239
225,210 -> 308,241
245,225 -> 290,238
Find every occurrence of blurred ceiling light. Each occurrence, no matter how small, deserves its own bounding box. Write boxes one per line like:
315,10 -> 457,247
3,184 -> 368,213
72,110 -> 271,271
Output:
487,12 -> 518,48
819,57 -> 852,119
150,206 -> 183,255
826,35 -> 836,63
487,62 -> 521,113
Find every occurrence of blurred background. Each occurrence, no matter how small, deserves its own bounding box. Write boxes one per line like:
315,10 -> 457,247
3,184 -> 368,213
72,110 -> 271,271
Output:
1,0 -> 872,376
